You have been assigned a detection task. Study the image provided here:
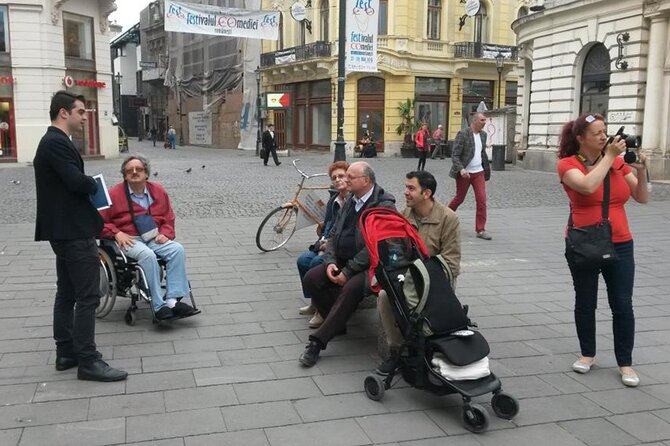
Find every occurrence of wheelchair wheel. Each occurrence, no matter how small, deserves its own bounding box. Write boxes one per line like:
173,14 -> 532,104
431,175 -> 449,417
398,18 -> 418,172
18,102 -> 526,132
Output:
97,248 -> 117,318
364,374 -> 386,401
124,308 -> 136,326
256,206 -> 298,252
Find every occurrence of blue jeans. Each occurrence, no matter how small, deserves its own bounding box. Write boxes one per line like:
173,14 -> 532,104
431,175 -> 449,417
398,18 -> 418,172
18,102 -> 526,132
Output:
124,238 -> 189,311
169,137 -> 176,149
569,240 -> 635,366
297,250 -> 325,299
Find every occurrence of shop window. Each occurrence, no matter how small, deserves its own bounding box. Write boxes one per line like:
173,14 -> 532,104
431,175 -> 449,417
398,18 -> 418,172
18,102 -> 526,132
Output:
311,79 -> 331,98
0,6 -> 8,53
474,2 -> 489,43
415,77 -> 449,95
415,77 -> 450,131
311,103 -> 331,145
505,81 -> 518,106
580,43 -> 610,117
63,13 -> 94,60
427,0 -> 441,40
320,0 -> 329,42
378,0 -> 388,35
461,79 -> 492,127
358,77 -> 384,94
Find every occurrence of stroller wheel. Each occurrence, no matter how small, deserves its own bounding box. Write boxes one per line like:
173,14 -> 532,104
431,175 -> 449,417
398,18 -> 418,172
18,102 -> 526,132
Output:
491,392 -> 519,420
462,403 -> 489,433
364,374 -> 386,401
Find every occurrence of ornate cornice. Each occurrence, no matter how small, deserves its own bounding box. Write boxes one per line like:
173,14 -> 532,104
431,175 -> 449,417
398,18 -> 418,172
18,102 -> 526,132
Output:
99,0 -> 118,33
51,0 -> 70,25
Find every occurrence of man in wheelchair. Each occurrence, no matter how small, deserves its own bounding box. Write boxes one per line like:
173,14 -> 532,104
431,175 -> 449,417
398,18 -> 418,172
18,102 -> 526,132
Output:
99,155 -> 196,320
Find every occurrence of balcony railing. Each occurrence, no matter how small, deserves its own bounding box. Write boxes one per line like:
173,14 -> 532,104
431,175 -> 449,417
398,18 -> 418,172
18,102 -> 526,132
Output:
454,42 -> 519,61
260,41 -> 331,67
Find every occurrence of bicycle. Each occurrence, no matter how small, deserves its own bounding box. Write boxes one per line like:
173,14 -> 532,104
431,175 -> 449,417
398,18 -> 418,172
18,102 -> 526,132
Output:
256,159 -> 330,252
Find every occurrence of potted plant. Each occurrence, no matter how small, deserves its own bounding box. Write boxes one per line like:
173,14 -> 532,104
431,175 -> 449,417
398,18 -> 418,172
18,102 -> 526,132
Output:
395,99 -> 421,158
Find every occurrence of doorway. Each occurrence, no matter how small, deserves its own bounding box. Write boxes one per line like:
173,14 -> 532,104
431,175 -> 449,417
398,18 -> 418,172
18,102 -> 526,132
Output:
71,99 -> 100,156
357,77 -> 385,152
0,98 -> 15,159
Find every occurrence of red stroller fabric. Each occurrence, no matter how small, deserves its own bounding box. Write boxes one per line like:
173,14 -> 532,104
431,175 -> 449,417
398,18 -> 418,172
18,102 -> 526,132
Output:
359,207 -> 430,293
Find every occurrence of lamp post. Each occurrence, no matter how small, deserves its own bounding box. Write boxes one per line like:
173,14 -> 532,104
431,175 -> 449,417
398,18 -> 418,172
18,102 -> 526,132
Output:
495,51 -> 504,108
255,65 -> 262,157
115,72 -> 123,127
333,0 -> 347,161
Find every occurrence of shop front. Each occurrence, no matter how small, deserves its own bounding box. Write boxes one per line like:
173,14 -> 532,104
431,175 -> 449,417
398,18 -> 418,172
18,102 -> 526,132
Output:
64,71 -> 105,156
0,70 -> 15,160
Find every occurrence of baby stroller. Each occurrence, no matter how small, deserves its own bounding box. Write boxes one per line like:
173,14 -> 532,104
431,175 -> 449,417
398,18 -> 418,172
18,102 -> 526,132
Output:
359,208 -> 519,433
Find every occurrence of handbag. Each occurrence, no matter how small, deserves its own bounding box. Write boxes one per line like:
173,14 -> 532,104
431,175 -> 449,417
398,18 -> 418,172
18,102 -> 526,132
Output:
564,173 -> 618,270
125,184 -> 159,242
482,155 -> 491,181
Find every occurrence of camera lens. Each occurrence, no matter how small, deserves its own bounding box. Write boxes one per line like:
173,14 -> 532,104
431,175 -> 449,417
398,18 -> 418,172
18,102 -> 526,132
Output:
625,135 -> 641,149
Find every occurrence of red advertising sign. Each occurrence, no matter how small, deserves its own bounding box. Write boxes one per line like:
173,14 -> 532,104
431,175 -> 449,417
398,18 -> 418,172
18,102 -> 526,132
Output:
63,76 -> 107,89
0,76 -> 14,84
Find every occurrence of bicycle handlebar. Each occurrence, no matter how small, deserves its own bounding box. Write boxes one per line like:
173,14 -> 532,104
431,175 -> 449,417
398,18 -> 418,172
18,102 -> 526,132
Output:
292,159 -> 328,180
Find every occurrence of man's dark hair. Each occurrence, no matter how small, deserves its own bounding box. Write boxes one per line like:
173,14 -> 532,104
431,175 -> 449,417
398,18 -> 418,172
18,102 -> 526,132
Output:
406,170 -> 437,199
50,90 -> 85,121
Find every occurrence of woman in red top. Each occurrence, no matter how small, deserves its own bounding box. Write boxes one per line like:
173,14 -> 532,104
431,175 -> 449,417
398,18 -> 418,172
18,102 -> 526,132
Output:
557,113 -> 649,387
415,123 -> 430,171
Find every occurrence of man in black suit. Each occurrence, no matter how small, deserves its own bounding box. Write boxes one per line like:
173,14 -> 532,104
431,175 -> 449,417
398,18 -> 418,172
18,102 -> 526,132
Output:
34,91 -> 127,382
261,123 -> 281,166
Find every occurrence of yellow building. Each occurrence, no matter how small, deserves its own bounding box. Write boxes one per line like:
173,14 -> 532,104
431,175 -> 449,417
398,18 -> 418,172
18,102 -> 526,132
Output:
260,0 -> 522,156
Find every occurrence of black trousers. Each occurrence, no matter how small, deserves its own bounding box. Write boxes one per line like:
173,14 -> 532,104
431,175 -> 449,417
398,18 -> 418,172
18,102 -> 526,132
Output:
417,150 -> 428,171
49,238 -> 100,363
263,145 -> 280,165
304,263 -> 366,348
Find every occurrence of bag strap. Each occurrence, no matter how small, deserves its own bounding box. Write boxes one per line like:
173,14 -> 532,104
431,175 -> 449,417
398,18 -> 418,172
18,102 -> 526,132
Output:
124,181 -> 137,219
409,259 -> 431,315
435,255 -> 455,285
568,172 -> 610,227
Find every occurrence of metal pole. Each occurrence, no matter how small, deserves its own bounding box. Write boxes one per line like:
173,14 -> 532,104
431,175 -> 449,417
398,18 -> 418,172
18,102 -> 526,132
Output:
333,0 -> 347,161
497,69 -> 502,108
256,67 -> 262,157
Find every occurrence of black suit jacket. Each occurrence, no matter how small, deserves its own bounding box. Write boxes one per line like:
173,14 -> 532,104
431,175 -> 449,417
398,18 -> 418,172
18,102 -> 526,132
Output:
262,130 -> 277,151
33,126 -> 103,241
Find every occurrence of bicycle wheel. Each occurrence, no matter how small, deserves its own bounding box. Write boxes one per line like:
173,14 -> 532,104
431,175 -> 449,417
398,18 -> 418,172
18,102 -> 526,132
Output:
256,206 -> 298,252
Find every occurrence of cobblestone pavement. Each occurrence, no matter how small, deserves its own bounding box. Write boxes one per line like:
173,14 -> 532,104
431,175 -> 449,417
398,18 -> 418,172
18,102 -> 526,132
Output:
0,139 -> 669,445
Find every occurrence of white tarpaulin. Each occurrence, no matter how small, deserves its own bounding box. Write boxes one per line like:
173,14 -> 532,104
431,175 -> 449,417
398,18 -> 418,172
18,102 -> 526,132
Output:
165,1 -> 280,40
238,0 -> 261,151
345,0 -> 379,72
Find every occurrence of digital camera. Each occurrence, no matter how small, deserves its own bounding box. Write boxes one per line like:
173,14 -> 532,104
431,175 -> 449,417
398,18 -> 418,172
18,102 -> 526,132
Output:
613,126 -> 642,164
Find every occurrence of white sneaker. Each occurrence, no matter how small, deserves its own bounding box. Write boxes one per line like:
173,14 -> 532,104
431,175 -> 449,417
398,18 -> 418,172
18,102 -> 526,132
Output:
572,358 -> 594,374
299,303 -> 316,315
308,312 -> 324,328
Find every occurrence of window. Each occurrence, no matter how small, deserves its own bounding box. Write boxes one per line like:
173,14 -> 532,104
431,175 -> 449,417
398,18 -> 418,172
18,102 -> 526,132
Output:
0,6 -> 8,53
427,0 -> 441,40
378,0 -> 388,35
505,81 -> 518,106
580,44 -> 611,116
64,13 -> 94,60
320,0 -> 329,41
415,78 -> 450,132
461,79 -> 493,127
474,2 -> 488,43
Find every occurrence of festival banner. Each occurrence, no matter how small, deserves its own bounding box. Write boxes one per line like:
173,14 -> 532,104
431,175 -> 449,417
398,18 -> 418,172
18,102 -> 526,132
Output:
345,0 -> 379,72
164,1 -> 280,40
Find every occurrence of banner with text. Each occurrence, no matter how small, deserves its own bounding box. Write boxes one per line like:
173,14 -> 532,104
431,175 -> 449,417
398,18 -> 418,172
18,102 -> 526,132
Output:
165,1 -> 280,40
345,0 -> 379,72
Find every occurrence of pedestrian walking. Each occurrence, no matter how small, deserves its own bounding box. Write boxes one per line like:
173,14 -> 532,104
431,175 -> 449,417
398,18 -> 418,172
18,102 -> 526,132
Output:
262,123 -> 281,166
557,112 -> 649,387
448,113 -> 492,240
414,123 -> 430,171
33,90 -> 127,382
431,124 -> 444,159
167,126 -> 177,150
150,126 -> 157,147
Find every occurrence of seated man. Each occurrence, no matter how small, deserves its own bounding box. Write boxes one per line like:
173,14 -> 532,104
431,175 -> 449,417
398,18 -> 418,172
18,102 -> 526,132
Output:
99,155 -> 195,320
377,170 -> 461,374
297,161 -> 350,328
299,161 -> 396,367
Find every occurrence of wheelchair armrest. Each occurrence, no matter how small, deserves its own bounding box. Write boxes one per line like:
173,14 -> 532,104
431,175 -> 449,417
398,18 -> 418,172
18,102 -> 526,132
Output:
98,239 -> 130,264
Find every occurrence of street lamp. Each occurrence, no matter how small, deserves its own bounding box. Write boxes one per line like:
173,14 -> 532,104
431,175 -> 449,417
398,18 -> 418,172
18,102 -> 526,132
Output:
115,72 -> 123,127
333,0 -> 347,161
255,65 -> 262,157
495,51 -> 504,108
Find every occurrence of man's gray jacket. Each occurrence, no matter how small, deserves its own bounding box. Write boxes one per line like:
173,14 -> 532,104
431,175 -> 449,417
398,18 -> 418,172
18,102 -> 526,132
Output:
449,127 -> 490,179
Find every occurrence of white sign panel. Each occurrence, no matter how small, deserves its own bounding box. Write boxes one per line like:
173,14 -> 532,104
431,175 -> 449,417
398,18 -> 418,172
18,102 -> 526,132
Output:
345,0 -> 379,73
189,111 -> 212,145
465,0 -> 481,17
165,1 -> 280,40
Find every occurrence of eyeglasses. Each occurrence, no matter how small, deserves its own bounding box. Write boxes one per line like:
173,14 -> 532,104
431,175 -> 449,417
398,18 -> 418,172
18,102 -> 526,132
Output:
346,175 -> 366,181
331,174 -> 346,181
125,166 -> 145,174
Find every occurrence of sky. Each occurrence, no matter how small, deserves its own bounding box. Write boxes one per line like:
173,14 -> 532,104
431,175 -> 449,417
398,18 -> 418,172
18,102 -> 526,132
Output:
109,0 -> 153,32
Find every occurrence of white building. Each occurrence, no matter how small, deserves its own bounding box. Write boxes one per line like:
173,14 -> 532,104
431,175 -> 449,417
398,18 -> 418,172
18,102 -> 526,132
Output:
0,0 -> 117,163
513,0 -> 670,180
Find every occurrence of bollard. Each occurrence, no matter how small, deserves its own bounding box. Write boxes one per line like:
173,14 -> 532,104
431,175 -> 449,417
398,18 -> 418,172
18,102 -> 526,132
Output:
492,144 -> 506,171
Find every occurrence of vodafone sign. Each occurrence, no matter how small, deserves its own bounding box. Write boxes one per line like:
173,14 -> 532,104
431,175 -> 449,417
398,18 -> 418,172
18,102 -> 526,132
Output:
63,75 -> 107,89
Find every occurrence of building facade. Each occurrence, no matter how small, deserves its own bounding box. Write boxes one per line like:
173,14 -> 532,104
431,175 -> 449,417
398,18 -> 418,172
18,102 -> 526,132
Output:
260,0 -> 521,156
111,23 -> 143,138
0,0 -> 118,163
513,0 -> 670,180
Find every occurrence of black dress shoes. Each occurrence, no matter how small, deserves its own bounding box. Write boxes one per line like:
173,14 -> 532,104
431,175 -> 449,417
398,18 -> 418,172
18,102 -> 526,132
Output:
55,356 -> 78,371
172,301 -> 196,317
78,359 -> 128,382
299,340 -> 322,367
155,306 -> 174,320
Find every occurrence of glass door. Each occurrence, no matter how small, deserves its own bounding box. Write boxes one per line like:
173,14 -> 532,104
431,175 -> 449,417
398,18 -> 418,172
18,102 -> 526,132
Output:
0,98 -> 15,158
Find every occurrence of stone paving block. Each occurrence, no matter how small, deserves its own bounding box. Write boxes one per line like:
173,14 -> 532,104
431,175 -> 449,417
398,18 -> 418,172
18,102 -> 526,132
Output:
127,408 -> 226,443
89,387 -> 165,419
513,394 -> 611,426
203,303 -> 253,314
141,352 -> 221,373
355,411 -> 445,444
222,400 -> 302,430
294,392 -> 389,422
272,343 -> 309,361
312,371 -> 371,396
642,384 -> 670,405
0,339 -> 41,354
0,365 -> 77,386
164,384 -> 238,412
400,435 -> 483,446
217,347 -> 281,365
33,379 -> 125,402
476,423 -> 585,446
538,372 -> 592,394
173,336 -> 245,354
265,418 -> 371,446
634,363 -> 670,384
260,319 -> 314,333
312,354 -> 379,375
268,359 -> 324,379
230,309 -> 285,323
608,412 -> 670,443
241,331 -> 301,349
0,399 -> 88,429
653,408 -> 670,423
379,387 -> 460,413
128,439 -> 185,446
193,363 -> 276,386
493,375 -> 561,399
559,418 -> 639,446
113,342 -> 176,359
0,383 -> 36,405
19,417 -> 125,446
126,370 -> 195,394
197,322 -> 264,338
185,429 -> 269,446
583,388 -> 668,414
0,428 -> 22,446
233,377 -> 322,404
425,405 -> 516,436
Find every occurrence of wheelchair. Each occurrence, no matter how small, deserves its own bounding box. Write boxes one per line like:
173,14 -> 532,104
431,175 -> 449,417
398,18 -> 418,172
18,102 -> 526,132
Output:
97,239 -> 200,325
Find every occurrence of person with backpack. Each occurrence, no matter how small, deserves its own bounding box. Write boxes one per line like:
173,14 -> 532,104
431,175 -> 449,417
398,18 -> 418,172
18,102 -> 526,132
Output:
376,170 -> 461,375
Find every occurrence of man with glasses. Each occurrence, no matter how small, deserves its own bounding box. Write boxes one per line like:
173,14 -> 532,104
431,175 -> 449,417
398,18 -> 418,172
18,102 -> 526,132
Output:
299,161 -> 396,367
99,155 -> 195,320
34,91 -> 128,382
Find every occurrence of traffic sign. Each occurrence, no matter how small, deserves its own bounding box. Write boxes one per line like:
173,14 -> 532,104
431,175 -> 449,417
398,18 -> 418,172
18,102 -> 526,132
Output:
266,92 -> 290,109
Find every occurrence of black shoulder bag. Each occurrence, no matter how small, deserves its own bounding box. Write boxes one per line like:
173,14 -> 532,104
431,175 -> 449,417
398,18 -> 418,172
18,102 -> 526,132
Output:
125,184 -> 159,242
564,173 -> 618,270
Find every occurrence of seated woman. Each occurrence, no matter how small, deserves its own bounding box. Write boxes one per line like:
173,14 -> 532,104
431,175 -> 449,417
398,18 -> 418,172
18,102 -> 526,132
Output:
99,155 -> 196,320
297,161 -> 350,327
356,131 -> 372,157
